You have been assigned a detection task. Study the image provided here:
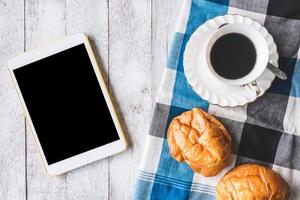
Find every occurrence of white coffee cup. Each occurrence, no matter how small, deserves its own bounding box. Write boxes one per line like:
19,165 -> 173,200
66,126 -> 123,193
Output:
206,23 -> 269,87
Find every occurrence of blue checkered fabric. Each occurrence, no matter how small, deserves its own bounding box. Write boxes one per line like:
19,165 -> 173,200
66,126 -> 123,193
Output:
134,0 -> 300,199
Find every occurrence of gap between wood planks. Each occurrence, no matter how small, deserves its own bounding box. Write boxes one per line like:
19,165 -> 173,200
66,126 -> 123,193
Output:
17,0 -> 182,199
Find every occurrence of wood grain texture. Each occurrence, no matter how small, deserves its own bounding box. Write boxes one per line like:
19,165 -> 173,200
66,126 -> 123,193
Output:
25,1 -> 68,200
65,1 -> 109,199
25,0 -> 110,200
66,0 -> 109,79
0,0 -> 183,199
0,0 -> 26,200
108,0 -> 151,199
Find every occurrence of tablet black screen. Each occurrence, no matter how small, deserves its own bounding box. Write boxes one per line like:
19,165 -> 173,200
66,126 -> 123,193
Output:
13,44 -> 120,164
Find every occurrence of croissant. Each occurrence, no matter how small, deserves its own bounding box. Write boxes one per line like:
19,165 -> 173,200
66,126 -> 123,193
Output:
216,164 -> 290,200
167,108 -> 231,176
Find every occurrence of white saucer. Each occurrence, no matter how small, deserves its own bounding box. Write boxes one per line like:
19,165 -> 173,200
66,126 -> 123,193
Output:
183,15 -> 279,107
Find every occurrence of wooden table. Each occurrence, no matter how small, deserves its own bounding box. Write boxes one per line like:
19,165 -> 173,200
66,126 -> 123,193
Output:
0,0 -> 181,199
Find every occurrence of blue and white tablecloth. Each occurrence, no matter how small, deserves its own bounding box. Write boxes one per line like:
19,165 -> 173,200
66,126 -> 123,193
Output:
134,0 -> 300,199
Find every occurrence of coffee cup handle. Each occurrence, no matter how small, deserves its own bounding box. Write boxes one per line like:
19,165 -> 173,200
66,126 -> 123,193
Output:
241,81 -> 260,96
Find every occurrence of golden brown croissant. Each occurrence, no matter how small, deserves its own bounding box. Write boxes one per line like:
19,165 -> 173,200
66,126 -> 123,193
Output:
167,108 -> 231,177
216,164 -> 290,200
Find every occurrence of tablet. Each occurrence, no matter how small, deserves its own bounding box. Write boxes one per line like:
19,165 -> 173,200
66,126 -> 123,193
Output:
8,33 -> 127,176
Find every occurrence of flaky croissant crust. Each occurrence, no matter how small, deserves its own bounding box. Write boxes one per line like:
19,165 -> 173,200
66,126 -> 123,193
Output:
167,108 -> 231,176
216,164 -> 290,200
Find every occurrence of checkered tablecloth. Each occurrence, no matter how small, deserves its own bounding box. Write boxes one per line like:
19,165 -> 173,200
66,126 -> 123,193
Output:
134,0 -> 300,199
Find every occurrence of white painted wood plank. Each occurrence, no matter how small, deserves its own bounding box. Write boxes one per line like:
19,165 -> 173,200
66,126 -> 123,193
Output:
0,1 -> 183,199
25,1 -> 68,200
0,1 -> 26,200
66,0 -> 109,79
108,0 -> 152,199
25,1 -> 110,199
65,1 -> 109,199
151,0 -> 182,105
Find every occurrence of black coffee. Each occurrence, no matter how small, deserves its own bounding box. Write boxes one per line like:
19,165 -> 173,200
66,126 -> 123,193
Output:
210,33 -> 256,80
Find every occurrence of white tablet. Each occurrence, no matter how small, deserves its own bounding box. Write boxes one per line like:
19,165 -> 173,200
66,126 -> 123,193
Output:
8,33 -> 127,176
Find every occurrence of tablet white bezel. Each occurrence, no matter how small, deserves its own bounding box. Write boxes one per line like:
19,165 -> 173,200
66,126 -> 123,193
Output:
7,33 -> 127,176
